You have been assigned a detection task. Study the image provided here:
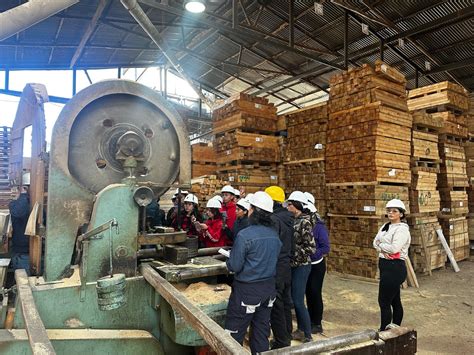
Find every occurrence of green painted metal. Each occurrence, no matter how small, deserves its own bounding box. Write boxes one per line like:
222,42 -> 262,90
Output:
85,184 -> 138,282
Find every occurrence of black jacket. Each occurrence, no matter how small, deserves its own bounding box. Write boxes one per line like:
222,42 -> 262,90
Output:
232,215 -> 249,240
270,204 -> 294,282
9,193 -> 30,254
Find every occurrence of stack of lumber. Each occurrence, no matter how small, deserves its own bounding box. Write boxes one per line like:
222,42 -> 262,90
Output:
0,127 -> 12,209
326,61 -> 412,279
190,175 -> 225,211
406,111 -> 444,273
466,94 -> 474,253
283,103 -> 328,216
212,94 -> 280,194
191,143 -> 216,178
408,82 -> 470,262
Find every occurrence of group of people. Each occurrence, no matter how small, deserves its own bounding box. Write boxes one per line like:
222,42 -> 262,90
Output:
162,185 -> 331,353
162,186 -> 411,353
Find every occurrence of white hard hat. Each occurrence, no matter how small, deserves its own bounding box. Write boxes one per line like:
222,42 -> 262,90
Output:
234,188 -> 241,197
386,199 -> 406,211
175,188 -> 188,195
206,198 -> 222,209
212,195 -> 223,203
236,198 -> 250,211
287,191 -> 308,205
306,202 -> 317,213
304,192 -> 315,205
249,191 -> 273,213
221,185 -> 235,194
184,193 -> 198,204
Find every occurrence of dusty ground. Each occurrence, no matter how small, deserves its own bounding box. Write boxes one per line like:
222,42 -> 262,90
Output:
315,258 -> 474,354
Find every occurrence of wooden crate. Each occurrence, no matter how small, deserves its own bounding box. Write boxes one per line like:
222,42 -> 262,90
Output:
407,82 -> 469,112
412,111 -> 444,131
410,245 -> 446,273
327,184 -> 409,216
439,189 -> 469,215
412,130 -> 439,161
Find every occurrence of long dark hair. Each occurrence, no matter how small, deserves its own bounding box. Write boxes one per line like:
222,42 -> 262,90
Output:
249,206 -> 272,227
210,208 -> 222,219
290,200 -> 304,212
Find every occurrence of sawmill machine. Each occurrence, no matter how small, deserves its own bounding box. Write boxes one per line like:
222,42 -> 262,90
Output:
0,79 -> 239,354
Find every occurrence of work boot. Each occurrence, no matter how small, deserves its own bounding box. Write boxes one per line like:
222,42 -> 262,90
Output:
291,329 -> 305,342
303,336 -> 313,343
311,324 -> 323,334
385,323 -> 400,330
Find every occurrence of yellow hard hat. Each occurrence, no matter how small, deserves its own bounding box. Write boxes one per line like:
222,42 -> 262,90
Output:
265,185 -> 285,202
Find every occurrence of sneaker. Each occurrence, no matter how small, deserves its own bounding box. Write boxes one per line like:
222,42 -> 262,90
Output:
385,323 -> 400,330
311,324 -> 323,334
291,329 -> 305,342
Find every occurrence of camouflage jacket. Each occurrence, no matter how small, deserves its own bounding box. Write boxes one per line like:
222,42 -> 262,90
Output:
291,213 -> 316,267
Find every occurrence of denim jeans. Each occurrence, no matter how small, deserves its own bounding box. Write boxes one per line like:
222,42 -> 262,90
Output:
11,253 -> 30,276
291,264 -> 312,338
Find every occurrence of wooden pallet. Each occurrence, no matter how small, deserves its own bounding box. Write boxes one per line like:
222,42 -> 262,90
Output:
407,82 -> 469,112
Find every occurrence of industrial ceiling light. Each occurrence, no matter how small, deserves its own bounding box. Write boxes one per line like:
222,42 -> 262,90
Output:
185,0 -> 206,13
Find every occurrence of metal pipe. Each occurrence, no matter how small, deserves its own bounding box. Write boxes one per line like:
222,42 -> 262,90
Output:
120,0 -> 214,108
343,10 -> 349,69
0,0 -> 79,42
262,329 -> 378,354
197,247 -> 231,256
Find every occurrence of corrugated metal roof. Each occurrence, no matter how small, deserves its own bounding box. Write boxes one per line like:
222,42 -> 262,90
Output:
0,0 -> 471,111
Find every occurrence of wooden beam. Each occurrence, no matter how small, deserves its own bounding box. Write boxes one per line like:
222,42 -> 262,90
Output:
15,270 -> 56,354
70,0 -> 108,68
141,264 -> 248,355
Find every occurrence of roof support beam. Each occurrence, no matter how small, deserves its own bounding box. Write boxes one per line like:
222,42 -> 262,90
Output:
138,0 -> 344,70
70,0 -> 108,68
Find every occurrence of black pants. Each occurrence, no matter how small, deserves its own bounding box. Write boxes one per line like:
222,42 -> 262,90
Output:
270,278 -> 292,349
306,259 -> 326,326
378,258 -> 407,331
225,279 -> 276,354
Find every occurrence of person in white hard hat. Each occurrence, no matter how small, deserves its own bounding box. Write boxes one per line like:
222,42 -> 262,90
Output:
220,185 -> 237,232
195,198 -> 226,248
373,199 -> 411,331
286,191 -> 315,343
233,188 -> 241,202
225,191 -> 282,354
232,196 -> 251,238
303,192 -> 319,226
170,194 -> 201,237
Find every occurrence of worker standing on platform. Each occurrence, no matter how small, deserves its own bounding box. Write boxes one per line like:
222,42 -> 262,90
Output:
225,191 -> 281,354
373,199 -> 411,331
170,194 -> 201,237
196,198 -> 226,248
286,191 -> 315,343
265,186 -> 294,350
9,186 -> 31,275
306,203 -> 330,334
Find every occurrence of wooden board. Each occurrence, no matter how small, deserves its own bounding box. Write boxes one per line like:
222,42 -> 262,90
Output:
213,112 -> 277,135
326,165 -> 411,185
284,103 -> 328,127
407,82 -> 469,112
327,135 -> 411,157
412,110 -> 444,130
192,143 -> 216,163
412,130 -> 439,160
439,189 -> 469,215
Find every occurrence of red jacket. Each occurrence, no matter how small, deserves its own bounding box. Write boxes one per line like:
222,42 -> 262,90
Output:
220,201 -> 237,231
171,212 -> 200,237
202,217 -> 226,248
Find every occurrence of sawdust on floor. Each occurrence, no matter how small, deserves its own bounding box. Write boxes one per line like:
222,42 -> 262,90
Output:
180,282 -> 231,305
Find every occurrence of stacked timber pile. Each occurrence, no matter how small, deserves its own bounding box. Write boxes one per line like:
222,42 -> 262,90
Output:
326,61 -> 412,279
283,103 -> 328,216
212,93 -> 280,194
408,81 -> 470,263
190,175 -> 225,211
466,94 -> 474,254
407,111 -> 445,273
191,142 -> 216,178
0,127 -> 12,209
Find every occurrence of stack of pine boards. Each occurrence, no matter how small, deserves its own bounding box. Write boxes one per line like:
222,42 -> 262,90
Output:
283,103 -> 328,217
190,175 -> 225,211
0,127 -> 12,209
466,94 -> 474,254
326,61 -> 412,279
408,81 -> 470,265
212,93 -> 280,193
191,143 -> 217,178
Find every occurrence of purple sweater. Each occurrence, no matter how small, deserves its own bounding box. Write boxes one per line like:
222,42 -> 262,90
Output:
310,220 -> 330,262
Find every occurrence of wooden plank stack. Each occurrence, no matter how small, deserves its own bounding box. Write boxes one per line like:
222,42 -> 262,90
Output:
326,61 -> 412,279
466,93 -> 474,254
190,175 -> 225,211
0,127 -> 12,209
282,103 -> 328,216
212,94 -> 280,194
408,82 -> 470,263
191,142 -> 217,178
